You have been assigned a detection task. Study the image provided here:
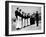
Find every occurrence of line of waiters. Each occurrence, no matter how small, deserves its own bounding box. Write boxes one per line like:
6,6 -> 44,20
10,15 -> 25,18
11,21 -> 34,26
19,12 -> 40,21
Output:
14,8 -> 39,30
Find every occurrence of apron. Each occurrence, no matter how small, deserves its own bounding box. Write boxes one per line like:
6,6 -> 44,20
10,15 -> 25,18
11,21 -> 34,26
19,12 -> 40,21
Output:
16,16 -> 22,28
23,18 -> 25,27
24,19 -> 27,26
27,18 -> 30,26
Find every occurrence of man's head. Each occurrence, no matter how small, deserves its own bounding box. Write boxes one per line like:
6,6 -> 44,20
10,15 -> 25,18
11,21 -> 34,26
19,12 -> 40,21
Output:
22,12 -> 25,16
19,9 -> 21,12
17,8 -> 19,10
36,11 -> 38,14
22,12 -> 24,14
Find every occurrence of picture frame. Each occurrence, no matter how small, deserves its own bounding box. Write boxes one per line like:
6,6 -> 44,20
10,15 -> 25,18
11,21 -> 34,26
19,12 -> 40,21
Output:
5,1 -> 45,36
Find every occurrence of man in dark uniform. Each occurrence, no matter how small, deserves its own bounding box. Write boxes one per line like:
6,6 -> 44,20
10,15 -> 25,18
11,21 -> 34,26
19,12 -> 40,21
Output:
30,15 -> 35,25
30,16 -> 33,25
35,11 -> 39,26
15,8 -> 19,19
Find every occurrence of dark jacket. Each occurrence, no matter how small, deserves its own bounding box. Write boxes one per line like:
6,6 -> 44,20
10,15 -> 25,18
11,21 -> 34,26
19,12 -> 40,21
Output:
15,10 -> 18,17
30,17 -> 35,25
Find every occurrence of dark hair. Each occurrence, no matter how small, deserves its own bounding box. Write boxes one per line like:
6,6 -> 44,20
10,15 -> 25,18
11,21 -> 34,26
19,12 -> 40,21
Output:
17,8 -> 19,10
19,9 -> 21,11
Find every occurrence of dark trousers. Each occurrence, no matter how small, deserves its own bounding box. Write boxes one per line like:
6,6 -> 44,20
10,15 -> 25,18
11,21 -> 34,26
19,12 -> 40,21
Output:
30,18 -> 35,25
36,20 -> 39,26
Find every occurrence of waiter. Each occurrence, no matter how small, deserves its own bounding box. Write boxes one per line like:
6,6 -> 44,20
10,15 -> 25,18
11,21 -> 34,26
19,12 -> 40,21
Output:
35,11 -> 39,26
27,13 -> 30,26
30,15 -> 35,25
15,8 -> 19,19
16,9 -> 22,30
22,12 -> 25,27
24,13 -> 27,27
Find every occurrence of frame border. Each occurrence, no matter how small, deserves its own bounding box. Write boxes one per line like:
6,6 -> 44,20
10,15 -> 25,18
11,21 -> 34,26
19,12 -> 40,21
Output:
5,1 -> 45,36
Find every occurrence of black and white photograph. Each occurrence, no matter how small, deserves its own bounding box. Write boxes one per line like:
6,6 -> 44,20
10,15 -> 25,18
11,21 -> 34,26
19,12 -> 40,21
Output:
5,1 -> 45,36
